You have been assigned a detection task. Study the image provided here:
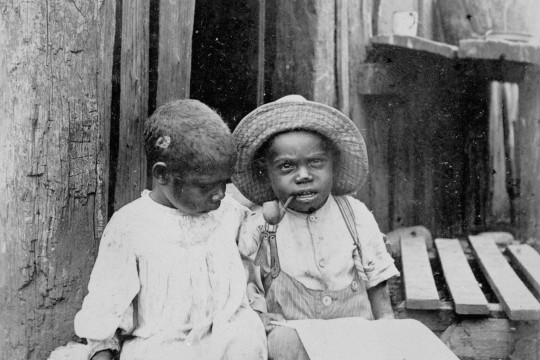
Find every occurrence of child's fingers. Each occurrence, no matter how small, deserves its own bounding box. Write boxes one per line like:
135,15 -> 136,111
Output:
269,320 -> 287,326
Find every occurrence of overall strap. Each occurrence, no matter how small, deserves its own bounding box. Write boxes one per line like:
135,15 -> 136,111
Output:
263,223 -> 280,279
334,196 -> 360,250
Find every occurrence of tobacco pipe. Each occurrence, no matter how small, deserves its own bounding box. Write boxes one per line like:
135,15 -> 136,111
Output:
262,195 -> 294,225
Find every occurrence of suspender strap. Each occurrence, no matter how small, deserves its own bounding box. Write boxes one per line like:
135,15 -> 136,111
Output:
263,223 -> 280,279
334,196 -> 360,249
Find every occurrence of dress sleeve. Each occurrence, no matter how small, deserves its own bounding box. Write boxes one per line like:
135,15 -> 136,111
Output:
237,210 -> 268,313
349,197 -> 400,289
74,211 -> 141,357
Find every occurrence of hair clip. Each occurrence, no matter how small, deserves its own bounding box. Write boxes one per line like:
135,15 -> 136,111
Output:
156,135 -> 171,149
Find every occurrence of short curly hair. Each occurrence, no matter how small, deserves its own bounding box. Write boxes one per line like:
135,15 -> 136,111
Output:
144,99 -> 236,176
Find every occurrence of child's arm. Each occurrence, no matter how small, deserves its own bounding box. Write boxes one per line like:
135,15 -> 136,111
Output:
367,280 -> 394,319
74,212 -> 140,358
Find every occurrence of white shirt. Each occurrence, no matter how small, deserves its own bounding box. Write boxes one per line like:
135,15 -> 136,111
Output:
238,195 -> 399,312
74,191 -> 260,359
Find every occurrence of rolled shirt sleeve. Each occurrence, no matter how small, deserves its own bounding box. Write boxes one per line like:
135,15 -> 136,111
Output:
348,197 -> 400,289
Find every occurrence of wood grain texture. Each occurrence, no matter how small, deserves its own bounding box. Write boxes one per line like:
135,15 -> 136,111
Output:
156,0 -> 195,107
272,0 -> 335,105
114,0 -> 150,210
469,235 -> 540,320
507,244 -> 540,298
516,66 -> 540,252
370,35 -> 458,58
459,39 -> 540,65
336,0 -> 349,115
0,1 -> 115,358
401,236 -> 440,309
435,238 -> 489,314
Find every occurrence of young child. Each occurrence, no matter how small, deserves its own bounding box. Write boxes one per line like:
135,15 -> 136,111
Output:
70,100 -> 266,360
232,95 -> 400,360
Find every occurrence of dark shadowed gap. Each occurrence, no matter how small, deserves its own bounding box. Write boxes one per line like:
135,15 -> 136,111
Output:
147,0 -> 160,188
191,0 -> 259,130
107,0 -> 123,220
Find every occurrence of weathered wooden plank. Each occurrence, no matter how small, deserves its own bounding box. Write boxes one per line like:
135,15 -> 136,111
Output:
273,0 -> 335,105
459,39 -> 540,65
336,0 -> 349,114
370,35 -> 458,58
507,244 -> 540,298
115,0 -> 150,210
0,0 -> 116,358
156,0 -> 195,106
417,0 -> 433,39
516,66 -> 540,251
469,235 -> 540,320
435,238 -> 490,315
401,236 -> 440,309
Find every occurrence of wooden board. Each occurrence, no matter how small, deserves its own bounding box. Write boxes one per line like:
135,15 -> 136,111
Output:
469,235 -> 540,320
459,39 -> 540,65
370,35 -> 458,58
401,236 -> 440,309
507,244 -> 540,298
156,0 -> 195,106
114,0 -> 150,210
435,239 -> 490,314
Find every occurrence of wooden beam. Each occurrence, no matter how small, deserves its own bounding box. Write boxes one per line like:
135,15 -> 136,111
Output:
459,39 -> 540,65
156,0 -> 195,106
115,0 -> 150,210
435,238 -> 490,314
469,235 -> 540,320
336,0 -> 350,114
370,35 -> 458,58
401,236 -> 440,309
507,244 -> 540,298
273,0 -> 335,105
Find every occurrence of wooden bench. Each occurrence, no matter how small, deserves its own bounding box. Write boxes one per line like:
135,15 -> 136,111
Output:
395,233 -> 540,360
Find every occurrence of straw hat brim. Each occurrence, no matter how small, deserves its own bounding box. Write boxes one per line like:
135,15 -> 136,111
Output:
231,100 -> 369,205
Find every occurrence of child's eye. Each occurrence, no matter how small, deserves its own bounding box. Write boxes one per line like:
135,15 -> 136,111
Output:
309,158 -> 326,167
278,162 -> 295,171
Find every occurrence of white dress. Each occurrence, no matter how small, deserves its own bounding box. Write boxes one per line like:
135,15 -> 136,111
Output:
72,190 -> 267,360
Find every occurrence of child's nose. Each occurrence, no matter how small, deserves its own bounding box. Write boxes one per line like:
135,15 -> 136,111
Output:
295,166 -> 313,183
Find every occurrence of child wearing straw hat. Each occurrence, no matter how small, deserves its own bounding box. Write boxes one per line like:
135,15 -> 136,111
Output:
232,95 -> 400,359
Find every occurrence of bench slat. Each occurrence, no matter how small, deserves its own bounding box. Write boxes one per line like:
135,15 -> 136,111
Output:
507,244 -> 540,298
469,235 -> 540,320
401,236 -> 440,309
435,239 -> 490,314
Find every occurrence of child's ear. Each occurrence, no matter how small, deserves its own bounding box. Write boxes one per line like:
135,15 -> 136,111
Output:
152,162 -> 170,184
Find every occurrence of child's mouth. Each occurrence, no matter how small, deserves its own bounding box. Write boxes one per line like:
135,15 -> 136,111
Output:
294,190 -> 317,201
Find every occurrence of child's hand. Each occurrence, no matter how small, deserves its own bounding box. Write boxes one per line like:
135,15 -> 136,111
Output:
91,350 -> 115,360
257,312 -> 285,333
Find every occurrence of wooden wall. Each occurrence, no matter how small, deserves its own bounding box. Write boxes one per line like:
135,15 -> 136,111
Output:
516,65 -> 540,251
0,1 -> 195,358
0,1 -> 115,358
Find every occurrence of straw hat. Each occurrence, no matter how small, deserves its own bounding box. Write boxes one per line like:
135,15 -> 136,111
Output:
231,95 -> 369,205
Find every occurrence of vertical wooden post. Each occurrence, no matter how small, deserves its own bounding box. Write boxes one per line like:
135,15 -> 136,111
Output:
336,0 -> 350,115
156,0 -> 195,107
257,0 -> 266,106
0,0 -> 116,358
272,0 -> 336,105
114,0 -> 150,210
516,66 -> 540,251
